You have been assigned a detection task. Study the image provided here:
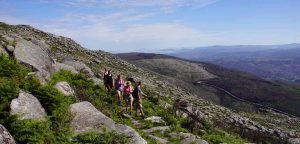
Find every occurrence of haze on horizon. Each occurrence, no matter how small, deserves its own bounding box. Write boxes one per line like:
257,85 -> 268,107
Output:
0,0 -> 299,53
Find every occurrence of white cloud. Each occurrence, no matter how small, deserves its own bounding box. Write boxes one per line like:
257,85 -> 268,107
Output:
46,22 -> 219,52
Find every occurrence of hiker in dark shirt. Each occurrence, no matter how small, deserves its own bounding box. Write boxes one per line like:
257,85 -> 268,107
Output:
132,81 -> 145,119
104,70 -> 113,96
103,68 -> 109,93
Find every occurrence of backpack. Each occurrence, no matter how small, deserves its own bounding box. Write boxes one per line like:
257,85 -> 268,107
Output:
124,86 -> 133,94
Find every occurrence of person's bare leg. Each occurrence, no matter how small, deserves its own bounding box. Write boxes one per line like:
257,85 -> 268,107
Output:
130,98 -> 133,115
139,106 -> 144,117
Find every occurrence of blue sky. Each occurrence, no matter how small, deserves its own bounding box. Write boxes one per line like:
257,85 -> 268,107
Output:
0,0 -> 299,53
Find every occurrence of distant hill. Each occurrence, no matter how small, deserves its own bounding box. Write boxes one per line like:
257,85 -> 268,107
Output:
117,52 -> 176,61
168,44 -> 300,84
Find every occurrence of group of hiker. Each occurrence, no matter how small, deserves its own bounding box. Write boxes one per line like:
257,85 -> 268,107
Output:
103,68 -> 145,118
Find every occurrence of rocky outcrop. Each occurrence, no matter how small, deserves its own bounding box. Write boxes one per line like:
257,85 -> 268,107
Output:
14,38 -> 53,83
0,124 -> 16,144
10,90 -> 46,120
69,101 -> 146,144
53,62 -> 78,74
54,81 -> 75,96
62,60 -> 94,77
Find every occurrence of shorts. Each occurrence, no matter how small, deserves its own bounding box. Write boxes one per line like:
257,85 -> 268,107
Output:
105,82 -> 113,89
124,93 -> 133,103
116,89 -> 123,96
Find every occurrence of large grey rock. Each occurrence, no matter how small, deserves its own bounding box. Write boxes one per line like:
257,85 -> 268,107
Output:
62,60 -> 94,77
55,81 -> 75,96
0,124 -> 16,144
53,62 -> 78,74
70,102 -> 146,144
14,39 -> 53,82
10,90 -> 46,120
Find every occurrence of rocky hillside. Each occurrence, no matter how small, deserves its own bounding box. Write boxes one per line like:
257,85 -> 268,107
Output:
118,53 -> 300,116
0,22 -> 300,144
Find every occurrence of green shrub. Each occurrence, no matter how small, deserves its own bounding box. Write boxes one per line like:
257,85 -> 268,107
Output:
73,131 -> 129,144
28,85 -> 75,142
0,54 -> 28,80
203,129 -> 247,144
5,116 -> 55,144
0,77 -> 19,112
0,54 -> 28,112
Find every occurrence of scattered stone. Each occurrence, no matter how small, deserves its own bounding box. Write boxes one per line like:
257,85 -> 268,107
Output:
0,124 -> 16,144
62,60 -> 94,77
143,126 -> 170,133
247,125 -> 258,131
69,102 -> 146,144
148,135 -> 169,144
10,90 -> 46,120
54,81 -> 75,96
176,110 -> 188,118
93,58 -> 101,64
289,138 -> 300,144
169,132 -> 208,144
121,113 -> 132,119
91,77 -> 103,85
144,116 -> 166,125
5,45 -> 14,53
53,62 -> 78,74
